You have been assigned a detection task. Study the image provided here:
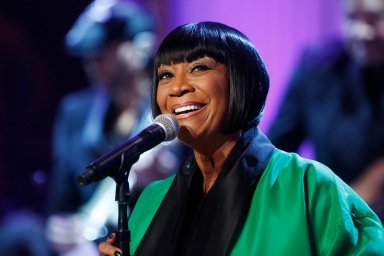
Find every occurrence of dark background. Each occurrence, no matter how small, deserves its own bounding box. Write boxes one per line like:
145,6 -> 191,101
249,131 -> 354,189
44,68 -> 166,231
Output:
0,0 -> 105,216
0,0 -> 170,217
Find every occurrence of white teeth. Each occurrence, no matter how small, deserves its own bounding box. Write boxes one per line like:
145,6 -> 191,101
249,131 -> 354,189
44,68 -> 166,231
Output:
174,104 -> 201,114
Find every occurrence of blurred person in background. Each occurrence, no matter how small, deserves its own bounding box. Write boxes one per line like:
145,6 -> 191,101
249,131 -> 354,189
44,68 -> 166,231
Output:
268,0 -> 384,221
44,0 -> 190,254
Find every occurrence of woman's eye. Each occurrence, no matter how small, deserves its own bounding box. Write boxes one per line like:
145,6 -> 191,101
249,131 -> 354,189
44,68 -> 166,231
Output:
191,64 -> 209,73
158,71 -> 173,80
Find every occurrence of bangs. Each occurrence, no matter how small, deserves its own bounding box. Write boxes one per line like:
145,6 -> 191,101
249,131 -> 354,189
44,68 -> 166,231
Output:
154,23 -> 227,69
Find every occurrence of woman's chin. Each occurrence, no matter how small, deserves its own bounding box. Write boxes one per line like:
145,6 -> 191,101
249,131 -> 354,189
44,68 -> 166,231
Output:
177,126 -> 200,148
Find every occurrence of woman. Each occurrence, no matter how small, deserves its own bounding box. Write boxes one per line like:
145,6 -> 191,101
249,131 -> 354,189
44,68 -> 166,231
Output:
99,21 -> 384,255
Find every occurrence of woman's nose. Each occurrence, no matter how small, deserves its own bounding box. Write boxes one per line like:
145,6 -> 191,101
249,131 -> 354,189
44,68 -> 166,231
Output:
169,75 -> 194,96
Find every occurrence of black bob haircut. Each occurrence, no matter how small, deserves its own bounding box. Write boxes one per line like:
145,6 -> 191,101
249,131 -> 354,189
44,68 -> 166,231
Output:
151,21 -> 269,133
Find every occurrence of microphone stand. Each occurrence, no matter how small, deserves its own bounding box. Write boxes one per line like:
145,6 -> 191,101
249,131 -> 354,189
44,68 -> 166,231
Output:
112,146 -> 140,256
114,166 -> 132,256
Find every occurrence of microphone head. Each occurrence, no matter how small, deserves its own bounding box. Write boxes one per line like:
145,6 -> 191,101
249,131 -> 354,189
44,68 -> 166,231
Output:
154,114 -> 179,141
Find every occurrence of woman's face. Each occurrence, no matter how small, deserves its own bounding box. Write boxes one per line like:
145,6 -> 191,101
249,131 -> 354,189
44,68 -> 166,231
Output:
156,56 -> 229,148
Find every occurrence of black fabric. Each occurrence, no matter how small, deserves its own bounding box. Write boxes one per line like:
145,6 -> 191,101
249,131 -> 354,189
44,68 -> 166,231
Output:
134,127 -> 275,256
174,169 -> 205,254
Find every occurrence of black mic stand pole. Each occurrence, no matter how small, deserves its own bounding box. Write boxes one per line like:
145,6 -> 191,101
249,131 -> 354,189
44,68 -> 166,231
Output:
114,166 -> 132,256
110,145 -> 140,256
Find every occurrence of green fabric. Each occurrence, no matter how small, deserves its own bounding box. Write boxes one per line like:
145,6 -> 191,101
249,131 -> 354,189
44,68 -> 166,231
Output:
129,175 -> 175,252
129,149 -> 384,255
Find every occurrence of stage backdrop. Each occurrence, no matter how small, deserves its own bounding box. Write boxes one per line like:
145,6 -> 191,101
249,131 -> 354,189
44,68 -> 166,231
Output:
164,0 -> 343,133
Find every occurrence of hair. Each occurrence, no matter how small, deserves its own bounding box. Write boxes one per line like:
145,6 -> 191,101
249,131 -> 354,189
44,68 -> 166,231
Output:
151,21 -> 269,133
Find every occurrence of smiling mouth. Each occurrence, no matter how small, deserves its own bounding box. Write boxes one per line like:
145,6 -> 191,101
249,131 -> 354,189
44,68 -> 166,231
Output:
173,104 -> 204,115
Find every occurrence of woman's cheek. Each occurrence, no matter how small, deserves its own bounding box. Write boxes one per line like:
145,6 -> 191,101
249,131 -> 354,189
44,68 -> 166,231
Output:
156,89 -> 166,113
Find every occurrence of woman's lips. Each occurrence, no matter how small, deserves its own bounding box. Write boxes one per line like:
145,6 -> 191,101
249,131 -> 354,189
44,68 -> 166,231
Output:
173,104 -> 203,114
171,103 -> 206,119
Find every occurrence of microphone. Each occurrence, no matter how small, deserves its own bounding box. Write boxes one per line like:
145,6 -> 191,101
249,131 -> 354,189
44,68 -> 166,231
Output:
77,114 -> 179,186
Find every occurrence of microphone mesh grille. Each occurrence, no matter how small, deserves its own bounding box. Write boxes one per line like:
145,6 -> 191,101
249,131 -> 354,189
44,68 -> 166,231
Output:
154,114 -> 179,141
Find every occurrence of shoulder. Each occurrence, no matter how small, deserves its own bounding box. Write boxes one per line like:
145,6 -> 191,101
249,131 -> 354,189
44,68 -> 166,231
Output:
266,149 -> 357,200
264,149 -> 376,219
263,149 -> 384,254
297,39 -> 349,73
265,149 -> 334,182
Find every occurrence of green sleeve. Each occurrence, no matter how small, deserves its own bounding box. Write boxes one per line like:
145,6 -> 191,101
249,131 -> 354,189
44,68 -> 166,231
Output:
128,175 -> 175,254
300,153 -> 384,255
231,150 -> 384,255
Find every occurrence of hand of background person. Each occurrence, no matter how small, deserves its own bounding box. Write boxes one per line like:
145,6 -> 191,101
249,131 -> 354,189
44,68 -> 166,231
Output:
351,157 -> 384,207
98,233 -> 122,256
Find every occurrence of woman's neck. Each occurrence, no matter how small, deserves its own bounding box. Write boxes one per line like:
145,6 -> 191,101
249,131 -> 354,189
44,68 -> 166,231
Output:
193,131 -> 241,193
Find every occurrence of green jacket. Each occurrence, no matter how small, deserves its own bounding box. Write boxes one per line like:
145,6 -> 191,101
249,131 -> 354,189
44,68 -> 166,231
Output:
129,129 -> 384,255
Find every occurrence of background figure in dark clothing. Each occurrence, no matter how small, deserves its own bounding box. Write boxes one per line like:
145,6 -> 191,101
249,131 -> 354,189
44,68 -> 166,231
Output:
268,0 -> 384,220
45,0 -> 190,254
